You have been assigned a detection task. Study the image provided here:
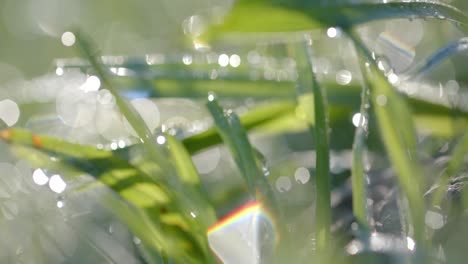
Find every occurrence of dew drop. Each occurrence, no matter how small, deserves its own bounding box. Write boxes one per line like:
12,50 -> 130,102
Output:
32,168 -> 49,186
376,94 -> 387,106
133,236 -> 141,245
207,92 -> 216,102
49,175 -> 66,194
275,176 -> 292,192
156,135 -> 166,145
61,31 -> 75,47
294,167 -> 310,184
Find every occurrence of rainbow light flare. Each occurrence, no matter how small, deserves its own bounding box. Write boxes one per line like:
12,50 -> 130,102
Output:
378,31 -> 416,60
207,201 -> 278,263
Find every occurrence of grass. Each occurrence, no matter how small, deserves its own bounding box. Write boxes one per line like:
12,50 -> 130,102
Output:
1,0 -> 468,263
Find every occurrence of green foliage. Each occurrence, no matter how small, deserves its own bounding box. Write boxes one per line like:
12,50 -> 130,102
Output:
2,0 -> 468,263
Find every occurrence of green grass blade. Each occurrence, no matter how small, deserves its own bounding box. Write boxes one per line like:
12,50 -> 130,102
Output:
204,0 -> 468,40
429,133 -> 468,208
349,31 -> 427,257
351,56 -> 371,231
184,100 -> 296,154
289,40 -> 331,253
166,134 -> 217,229
73,31 -> 172,182
0,128 -> 208,263
205,99 -> 281,221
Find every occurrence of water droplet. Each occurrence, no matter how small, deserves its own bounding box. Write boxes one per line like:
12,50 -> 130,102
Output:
218,54 -> 229,67
190,211 -> 197,218
56,199 -> 65,208
326,27 -> 341,38
118,140 -> 126,148
32,168 -> 49,186
352,113 -> 367,128
61,31 -> 75,47
406,236 -> 415,251
376,56 -> 392,75
182,55 -> 193,65
387,73 -> 399,84
229,54 -> 241,68
80,75 -> 101,92
49,174 -> 66,193
0,99 -> 20,127
108,224 -> 114,234
55,67 -> 64,76
376,94 -> 387,106
275,176 -> 292,192
294,167 -> 310,184
207,92 -> 216,102
133,236 -> 141,245
156,135 -> 166,145
335,70 -> 352,85
110,142 -> 118,150
262,166 -> 270,177
425,210 -> 444,229
97,89 -> 115,106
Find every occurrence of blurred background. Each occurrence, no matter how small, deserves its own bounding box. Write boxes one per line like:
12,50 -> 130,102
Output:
1,0 -> 467,84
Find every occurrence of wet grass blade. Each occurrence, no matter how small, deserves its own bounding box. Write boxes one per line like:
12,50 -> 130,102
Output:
351,56 -> 371,231
409,37 -> 468,79
204,0 -> 468,40
0,128 -> 210,263
205,98 -> 284,237
166,134 -> 217,229
73,31 -> 172,182
289,40 -> 331,253
429,133 -> 468,208
349,31 -> 427,257
184,100 -> 296,154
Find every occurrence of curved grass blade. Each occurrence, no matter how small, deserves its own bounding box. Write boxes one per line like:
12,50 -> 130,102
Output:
73,31 -> 173,183
408,37 -> 468,80
288,39 -> 331,253
349,31 -> 428,258
0,128 -> 213,263
204,0 -> 468,40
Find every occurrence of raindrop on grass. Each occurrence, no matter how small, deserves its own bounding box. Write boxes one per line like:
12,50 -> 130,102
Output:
275,176 -> 292,192
0,99 -> 20,127
294,167 -> 310,184
376,94 -> 388,106
32,168 -> 49,186
49,175 -> 66,194
207,92 -> 216,102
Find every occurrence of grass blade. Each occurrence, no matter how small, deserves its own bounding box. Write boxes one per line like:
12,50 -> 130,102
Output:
0,128 -> 209,263
204,0 -> 468,40
349,31 -> 427,258
184,100 -> 296,154
351,56 -> 371,231
166,134 -> 217,229
289,40 -> 331,253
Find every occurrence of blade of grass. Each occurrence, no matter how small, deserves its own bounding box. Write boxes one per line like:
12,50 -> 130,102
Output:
184,100 -> 296,154
429,133 -> 468,208
288,39 -> 331,253
349,31 -> 427,259
166,134 -> 217,229
204,0 -> 468,40
351,55 -> 371,231
205,99 -> 276,202
73,31 -> 173,182
1,129 -> 207,263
